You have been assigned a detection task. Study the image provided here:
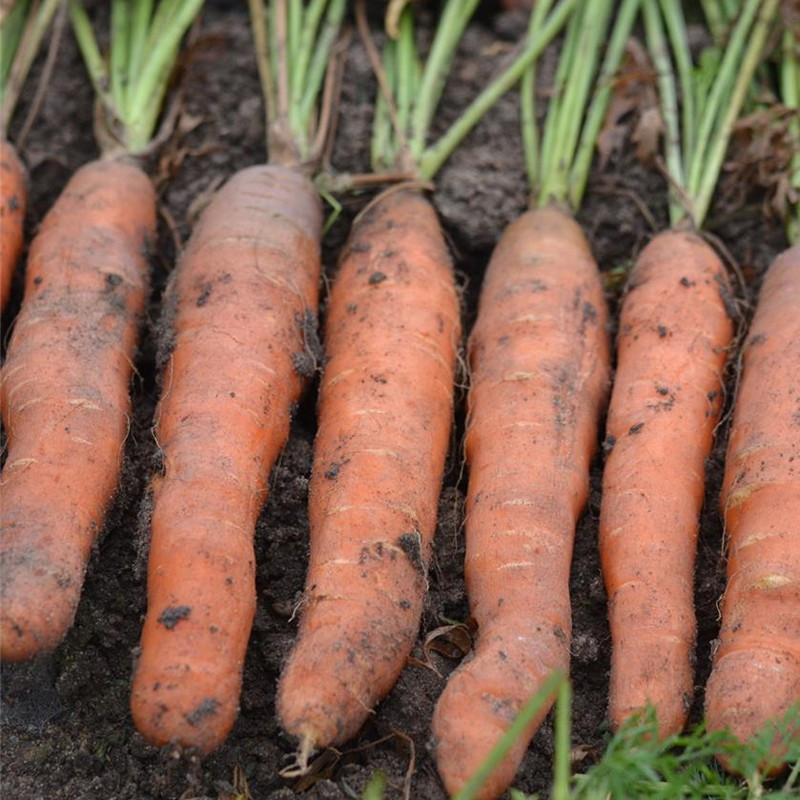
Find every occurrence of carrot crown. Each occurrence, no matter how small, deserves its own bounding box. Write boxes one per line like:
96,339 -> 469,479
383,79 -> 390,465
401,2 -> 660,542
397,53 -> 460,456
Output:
644,0 -> 781,230
521,0 -> 640,212
366,0 -> 577,183
69,0 -> 205,157
0,0 -> 61,139
247,0 -> 347,170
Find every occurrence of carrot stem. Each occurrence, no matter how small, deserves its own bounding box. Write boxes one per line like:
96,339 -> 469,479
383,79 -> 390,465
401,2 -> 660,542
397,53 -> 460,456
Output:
110,0 -> 131,114
418,0 -> 577,182
1,0 -> 60,137
643,0 -> 684,227
520,0 -> 553,193
408,0 -> 481,161
691,0 -> 780,227
782,28 -> 799,242
568,0 -> 639,210
128,0 -> 154,89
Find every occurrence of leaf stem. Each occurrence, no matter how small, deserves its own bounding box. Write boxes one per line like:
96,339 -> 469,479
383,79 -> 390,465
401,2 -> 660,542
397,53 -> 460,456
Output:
418,0 -> 577,182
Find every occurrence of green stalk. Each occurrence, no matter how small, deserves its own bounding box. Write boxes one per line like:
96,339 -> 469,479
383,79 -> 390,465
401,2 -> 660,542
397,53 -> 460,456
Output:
408,0 -> 481,160
538,5 -> 580,187
783,28 -> 800,243
110,0 -> 131,115
643,0 -> 684,227
658,0 -> 693,169
68,0 -> 112,112
1,0 -> 60,136
418,0 -> 577,182
291,0 -> 327,119
569,0 -> 640,210
288,0 -> 301,76
128,0 -> 154,88
699,0 -> 726,44
296,0 -> 345,157
521,0 -> 554,193
0,0 -> 30,93
551,678 -> 572,800
371,38 -> 396,173
686,0 -> 761,203
451,671 -> 566,800
395,4 -> 416,148
127,0 -> 205,153
691,0 -> 780,228
539,0 -> 612,206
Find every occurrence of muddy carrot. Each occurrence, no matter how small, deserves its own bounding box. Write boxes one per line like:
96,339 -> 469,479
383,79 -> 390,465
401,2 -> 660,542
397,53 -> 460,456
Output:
431,2 -> 635,797
0,0 -> 203,661
600,0 -> 778,738
0,138 -> 25,310
0,0 -> 61,311
277,0 -> 579,777
705,23 -> 800,771
130,0 -> 343,753
704,246 -> 800,768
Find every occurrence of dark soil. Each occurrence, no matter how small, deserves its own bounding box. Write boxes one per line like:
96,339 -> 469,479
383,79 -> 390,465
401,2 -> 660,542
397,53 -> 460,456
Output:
0,4 -> 790,800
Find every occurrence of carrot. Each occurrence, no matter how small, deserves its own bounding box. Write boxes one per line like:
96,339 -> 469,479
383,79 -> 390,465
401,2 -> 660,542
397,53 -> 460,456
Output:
429,2 -> 636,795
0,0 -> 62,311
129,0 -> 344,753
0,138 -> 25,310
599,0 -> 777,737
600,231 -> 733,735
0,159 -> 155,660
276,186 -> 460,753
705,27 -> 800,770
432,208 -> 610,799
0,0 -> 203,662
129,165 -> 322,752
276,0 -> 588,782
704,247 -> 800,768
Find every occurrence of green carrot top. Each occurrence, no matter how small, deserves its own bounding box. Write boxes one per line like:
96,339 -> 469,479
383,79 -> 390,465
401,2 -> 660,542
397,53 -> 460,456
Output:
366,0 -> 579,184
1,0 -> 61,140
643,0 -> 781,230
70,0 -> 206,157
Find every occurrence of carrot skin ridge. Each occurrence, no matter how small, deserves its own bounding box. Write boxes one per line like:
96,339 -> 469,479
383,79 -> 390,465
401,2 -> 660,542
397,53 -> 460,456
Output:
431,206 -> 611,800
0,158 -> 155,661
130,165 -> 322,754
0,138 -> 27,311
599,230 -> 734,738
276,188 -> 460,750
706,244 -> 800,770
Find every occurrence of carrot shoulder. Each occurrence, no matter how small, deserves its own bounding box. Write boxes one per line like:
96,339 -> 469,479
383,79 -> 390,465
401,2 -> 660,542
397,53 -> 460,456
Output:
706,245 -> 800,765
600,230 -> 734,736
1,138 -> 27,311
130,165 -> 322,753
277,188 -> 460,755
0,158 -> 155,661
432,207 -> 610,800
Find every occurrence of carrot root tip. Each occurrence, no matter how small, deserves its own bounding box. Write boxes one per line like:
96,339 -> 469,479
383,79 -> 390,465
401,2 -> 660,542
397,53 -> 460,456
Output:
278,734 -> 315,778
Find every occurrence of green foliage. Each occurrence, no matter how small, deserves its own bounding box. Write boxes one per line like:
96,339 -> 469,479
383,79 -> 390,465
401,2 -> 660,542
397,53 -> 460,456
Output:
69,0 -> 205,154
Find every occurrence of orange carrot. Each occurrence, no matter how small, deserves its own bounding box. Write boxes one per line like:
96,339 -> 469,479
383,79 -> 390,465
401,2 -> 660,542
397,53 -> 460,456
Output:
130,165 -> 322,753
0,159 -> 155,661
705,245 -> 800,767
276,187 -> 460,760
0,138 -> 26,310
599,231 -> 734,736
431,207 -> 610,799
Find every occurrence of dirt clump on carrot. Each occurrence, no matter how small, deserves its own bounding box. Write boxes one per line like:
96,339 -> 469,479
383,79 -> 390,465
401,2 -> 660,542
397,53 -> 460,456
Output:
130,165 -> 322,753
276,187 -> 461,756
0,159 -> 155,661
705,245 -> 800,769
431,206 -> 610,799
